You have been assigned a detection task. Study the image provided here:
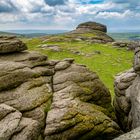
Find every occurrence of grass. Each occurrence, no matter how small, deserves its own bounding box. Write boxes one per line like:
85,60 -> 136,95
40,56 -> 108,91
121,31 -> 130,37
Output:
24,37 -> 133,97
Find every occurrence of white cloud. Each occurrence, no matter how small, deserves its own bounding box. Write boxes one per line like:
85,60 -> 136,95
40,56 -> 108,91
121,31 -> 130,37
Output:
96,10 -> 133,19
0,13 -> 20,23
10,0 -> 46,12
75,2 -> 115,15
0,0 -> 140,30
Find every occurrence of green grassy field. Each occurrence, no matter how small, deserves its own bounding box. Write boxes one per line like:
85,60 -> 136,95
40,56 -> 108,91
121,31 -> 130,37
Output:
24,37 -> 133,97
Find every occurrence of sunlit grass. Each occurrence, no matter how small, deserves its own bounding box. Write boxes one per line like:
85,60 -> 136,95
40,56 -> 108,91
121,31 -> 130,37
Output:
25,38 -> 133,97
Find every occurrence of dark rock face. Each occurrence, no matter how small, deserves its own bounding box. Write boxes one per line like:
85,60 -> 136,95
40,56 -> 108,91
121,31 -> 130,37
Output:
114,47 -> 140,139
0,36 -> 122,140
76,22 -> 107,33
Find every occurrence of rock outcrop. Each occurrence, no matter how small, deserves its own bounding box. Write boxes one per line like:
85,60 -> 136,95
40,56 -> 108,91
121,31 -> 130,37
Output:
43,22 -> 114,44
70,21 -> 114,43
0,36 -> 27,53
0,36 -> 122,140
76,21 -> 107,33
45,61 -> 121,140
114,47 -> 140,138
112,41 -> 140,51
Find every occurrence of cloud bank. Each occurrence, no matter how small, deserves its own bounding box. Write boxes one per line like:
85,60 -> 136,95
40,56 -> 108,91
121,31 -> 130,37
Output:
0,0 -> 139,31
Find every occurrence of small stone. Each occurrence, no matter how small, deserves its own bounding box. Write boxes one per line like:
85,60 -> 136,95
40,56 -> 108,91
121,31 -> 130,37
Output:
63,58 -> 75,63
94,50 -> 101,54
41,44 -> 61,52
55,61 -> 71,71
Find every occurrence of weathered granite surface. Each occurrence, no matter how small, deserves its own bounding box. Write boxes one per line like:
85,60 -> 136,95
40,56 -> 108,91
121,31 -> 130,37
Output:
113,46 -> 140,139
0,36 -> 122,140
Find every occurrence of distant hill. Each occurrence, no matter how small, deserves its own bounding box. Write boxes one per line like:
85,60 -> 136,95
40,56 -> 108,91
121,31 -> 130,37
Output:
0,31 -> 48,38
108,32 -> 140,41
1,30 -> 140,41
0,31 -> 23,37
0,30 -> 69,38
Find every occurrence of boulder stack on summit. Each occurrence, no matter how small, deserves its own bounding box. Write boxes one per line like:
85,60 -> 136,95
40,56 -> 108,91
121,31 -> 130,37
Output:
76,21 -> 107,33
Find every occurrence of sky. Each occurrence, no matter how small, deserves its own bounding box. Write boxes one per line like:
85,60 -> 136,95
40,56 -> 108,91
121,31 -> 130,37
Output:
0,0 -> 140,32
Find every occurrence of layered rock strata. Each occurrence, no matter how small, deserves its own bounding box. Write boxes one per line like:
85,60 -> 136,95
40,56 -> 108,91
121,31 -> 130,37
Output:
76,21 -> 107,33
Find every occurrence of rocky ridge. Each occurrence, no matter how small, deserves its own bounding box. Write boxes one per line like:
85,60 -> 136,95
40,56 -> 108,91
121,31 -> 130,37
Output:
112,41 -> 140,51
0,36 -> 122,140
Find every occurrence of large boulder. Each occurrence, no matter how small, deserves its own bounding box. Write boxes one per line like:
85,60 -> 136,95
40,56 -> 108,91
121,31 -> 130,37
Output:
44,61 -> 122,140
112,41 -> 140,51
0,36 -> 122,139
114,46 -> 140,135
0,36 -> 27,53
114,69 -> 137,131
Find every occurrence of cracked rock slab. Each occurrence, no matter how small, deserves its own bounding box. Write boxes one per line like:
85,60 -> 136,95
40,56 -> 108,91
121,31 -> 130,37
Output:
0,104 -> 41,140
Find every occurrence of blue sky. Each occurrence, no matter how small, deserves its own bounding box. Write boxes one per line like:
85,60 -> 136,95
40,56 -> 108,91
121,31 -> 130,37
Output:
0,0 -> 140,32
